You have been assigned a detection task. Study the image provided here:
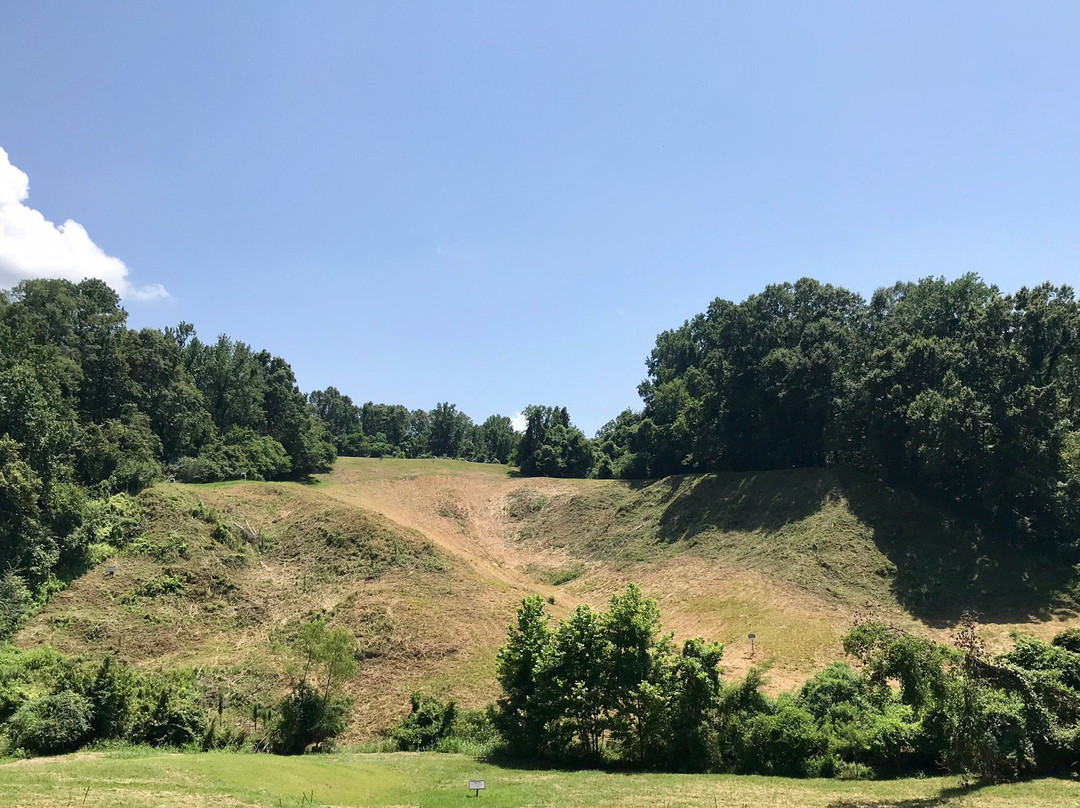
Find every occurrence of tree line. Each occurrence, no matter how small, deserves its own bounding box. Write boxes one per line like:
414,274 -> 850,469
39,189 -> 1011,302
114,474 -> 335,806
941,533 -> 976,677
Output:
490,587 -> 1080,780
0,276 -> 590,638
501,275 -> 1080,553
305,391 -> 519,464
306,395 -> 595,479
0,278 -> 336,634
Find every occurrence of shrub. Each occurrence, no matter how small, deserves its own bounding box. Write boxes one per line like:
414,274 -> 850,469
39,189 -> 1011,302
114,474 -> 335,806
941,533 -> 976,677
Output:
77,494 -> 143,549
130,675 -> 205,748
5,691 -> 92,755
947,680 -> 1034,781
272,681 -> 350,754
171,429 -> 291,483
86,657 -> 136,740
798,662 -> 867,721
170,455 -> 221,484
826,700 -> 921,778
1005,635 -> 1080,691
389,692 -> 457,751
741,700 -> 826,777
1052,627 -> 1080,655
435,707 -> 500,755
201,719 -> 248,751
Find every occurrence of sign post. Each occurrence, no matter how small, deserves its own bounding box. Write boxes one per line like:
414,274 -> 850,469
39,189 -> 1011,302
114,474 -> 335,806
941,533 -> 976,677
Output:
468,780 -> 486,797
748,632 -> 756,657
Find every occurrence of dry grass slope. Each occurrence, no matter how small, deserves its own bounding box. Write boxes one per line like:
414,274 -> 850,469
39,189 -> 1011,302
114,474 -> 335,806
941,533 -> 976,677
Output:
16,457 -> 1080,736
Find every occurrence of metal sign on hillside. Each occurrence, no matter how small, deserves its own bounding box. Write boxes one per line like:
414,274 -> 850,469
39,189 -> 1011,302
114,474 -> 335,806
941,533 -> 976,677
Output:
468,780 -> 486,797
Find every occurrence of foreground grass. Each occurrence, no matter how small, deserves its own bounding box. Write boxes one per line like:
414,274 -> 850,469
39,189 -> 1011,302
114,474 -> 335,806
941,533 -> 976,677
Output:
1,751 -> 1079,808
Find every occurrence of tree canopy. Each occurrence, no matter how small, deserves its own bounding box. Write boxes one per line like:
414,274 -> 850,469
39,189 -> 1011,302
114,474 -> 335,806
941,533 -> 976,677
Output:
305,394 -> 521,465
495,590 -> 1080,780
595,275 -> 1080,549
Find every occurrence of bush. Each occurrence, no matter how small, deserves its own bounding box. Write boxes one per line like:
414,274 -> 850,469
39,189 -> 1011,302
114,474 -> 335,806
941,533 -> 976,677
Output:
825,700 -> 921,778
1004,635 -> 1080,691
171,429 -> 291,483
435,707 -> 500,755
272,682 -> 350,755
77,494 -> 143,549
947,681 -> 1034,781
0,574 -> 33,642
389,692 -> 457,751
169,454 -> 225,484
741,701 -> 826,777
201,719 -> 248,751
798,662 -> 867,721
1052,627 -> 1080,655
86,657 -> 136,740
5,691 -> 92,755
130,675 -> 205,748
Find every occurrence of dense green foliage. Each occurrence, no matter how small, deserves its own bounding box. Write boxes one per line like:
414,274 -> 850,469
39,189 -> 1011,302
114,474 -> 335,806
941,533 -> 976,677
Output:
513,405 -> 594,478
306,390 -> 521,464
592,275 -> 1080,550
386,694 -> 499,755
0,646 -> 207,756
495,590 -> 1080,780
0,619 -> 362,757
0,279 -> 336,637
388,692 -> 458,751
495,587 -> 724,767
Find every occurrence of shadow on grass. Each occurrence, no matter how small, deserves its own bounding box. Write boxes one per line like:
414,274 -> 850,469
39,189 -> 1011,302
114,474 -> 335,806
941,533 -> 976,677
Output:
633,466 -> 1077,626
827,779 -> 986,807
651,470 -> 832,540
834,468 -> 1078,626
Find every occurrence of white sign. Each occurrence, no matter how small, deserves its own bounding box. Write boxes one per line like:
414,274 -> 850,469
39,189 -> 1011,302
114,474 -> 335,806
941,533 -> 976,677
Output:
468,780 -> 486,795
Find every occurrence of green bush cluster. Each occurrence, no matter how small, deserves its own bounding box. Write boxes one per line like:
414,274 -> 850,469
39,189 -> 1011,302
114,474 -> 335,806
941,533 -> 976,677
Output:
0,648 -> 206,757
169,428 -> 291,483
271,681 -> 350,755
267,618 -> 359,755
0,629 -> 365,760
494,591 -> 1080,781
388,692 -> 457,751
386,693 -> 498,755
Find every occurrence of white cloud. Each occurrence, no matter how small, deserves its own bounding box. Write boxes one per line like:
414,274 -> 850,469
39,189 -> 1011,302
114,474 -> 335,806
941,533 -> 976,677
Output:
510,411 -> 527,433
0,147 -> 167,301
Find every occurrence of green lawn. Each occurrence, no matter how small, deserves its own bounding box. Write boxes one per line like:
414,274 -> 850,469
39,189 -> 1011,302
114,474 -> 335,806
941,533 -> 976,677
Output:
1,751 -> 1078,808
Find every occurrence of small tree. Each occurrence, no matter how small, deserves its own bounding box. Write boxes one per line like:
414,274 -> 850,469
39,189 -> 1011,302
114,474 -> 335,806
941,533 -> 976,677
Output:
273,618 -> 358,754
534,604 -> 611,758
495,595 -> 551,755
606,584 -> 667,765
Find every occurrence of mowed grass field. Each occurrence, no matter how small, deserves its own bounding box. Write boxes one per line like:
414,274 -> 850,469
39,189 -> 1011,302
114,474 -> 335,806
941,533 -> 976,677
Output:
2,751 -> 1079,808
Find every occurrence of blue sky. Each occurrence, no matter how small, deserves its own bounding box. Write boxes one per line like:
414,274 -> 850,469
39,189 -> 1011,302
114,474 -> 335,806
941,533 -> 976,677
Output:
2,2 -> 1078,435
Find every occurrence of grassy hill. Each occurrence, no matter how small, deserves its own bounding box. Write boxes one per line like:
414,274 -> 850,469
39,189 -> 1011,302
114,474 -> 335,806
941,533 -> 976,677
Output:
14,457 -> 1080,739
